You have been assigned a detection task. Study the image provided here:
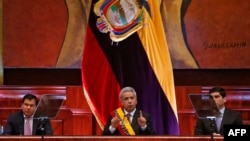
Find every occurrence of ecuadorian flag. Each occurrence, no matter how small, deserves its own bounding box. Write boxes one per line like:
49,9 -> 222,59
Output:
82,0 -> 179,135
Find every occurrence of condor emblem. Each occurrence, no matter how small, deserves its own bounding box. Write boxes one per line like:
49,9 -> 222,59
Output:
94,0 -> 145,42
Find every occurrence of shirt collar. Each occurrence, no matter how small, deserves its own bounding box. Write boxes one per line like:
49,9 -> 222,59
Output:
219,107 -> 225,114
124,108 -> 136,117
23,114 -> 34,118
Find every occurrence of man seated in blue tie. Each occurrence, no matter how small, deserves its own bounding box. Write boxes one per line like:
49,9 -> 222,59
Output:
194,87 -> 243,136
3,94 -> 53,135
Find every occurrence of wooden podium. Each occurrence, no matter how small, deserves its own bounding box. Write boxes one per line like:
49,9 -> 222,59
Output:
0,136 -> 223,141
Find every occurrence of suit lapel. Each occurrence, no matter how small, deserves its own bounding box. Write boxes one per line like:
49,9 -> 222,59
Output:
220,108 -> 228,128
131,109 -> 140,127
19,112 -> 25,135
33,119 -> 40,135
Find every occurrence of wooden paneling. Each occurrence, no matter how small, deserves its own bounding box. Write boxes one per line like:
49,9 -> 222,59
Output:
173,69 -> 250,86
0,136 -> 224,141
3,69 -> 250,86
3,68 -> 82,85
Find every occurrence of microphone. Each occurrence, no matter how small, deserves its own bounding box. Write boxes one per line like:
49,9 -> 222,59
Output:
206,116 -> 216,120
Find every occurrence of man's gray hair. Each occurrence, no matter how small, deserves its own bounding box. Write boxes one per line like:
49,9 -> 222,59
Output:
119,86 -> 137,100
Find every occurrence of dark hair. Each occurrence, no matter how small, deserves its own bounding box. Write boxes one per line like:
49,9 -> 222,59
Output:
209,87 -> 226,98
22,94 -> 39,105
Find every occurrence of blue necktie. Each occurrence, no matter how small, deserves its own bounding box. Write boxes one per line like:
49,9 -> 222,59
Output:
215,113 -> 222,131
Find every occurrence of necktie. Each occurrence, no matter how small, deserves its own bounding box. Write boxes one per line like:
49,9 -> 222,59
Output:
127,113 -> 132,124
24,117 -> 32,135
215,113 -> 222,131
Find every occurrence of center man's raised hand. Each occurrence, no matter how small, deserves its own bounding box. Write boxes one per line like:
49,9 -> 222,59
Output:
137,110 -> 146,127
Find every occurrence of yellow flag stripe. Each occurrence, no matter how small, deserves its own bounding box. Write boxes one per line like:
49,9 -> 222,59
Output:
137,1 -> 178,120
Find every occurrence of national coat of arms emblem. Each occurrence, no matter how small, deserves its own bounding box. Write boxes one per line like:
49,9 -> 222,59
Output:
94,0 -> 147,42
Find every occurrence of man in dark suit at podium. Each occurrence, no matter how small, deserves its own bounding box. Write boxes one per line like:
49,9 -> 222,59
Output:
3,94 -> 53,135
102,86 -> 155,135
194,87 -> 243,135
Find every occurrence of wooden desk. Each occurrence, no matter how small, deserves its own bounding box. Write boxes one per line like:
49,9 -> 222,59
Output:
0,136 -> 223,141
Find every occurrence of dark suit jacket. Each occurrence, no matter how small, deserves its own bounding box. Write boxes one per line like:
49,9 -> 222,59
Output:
102,109 -> 155,135
3,111 -> 53,135
194,108 -> 243,135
